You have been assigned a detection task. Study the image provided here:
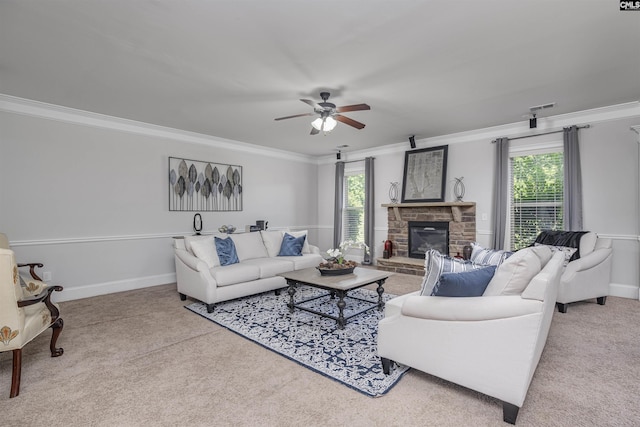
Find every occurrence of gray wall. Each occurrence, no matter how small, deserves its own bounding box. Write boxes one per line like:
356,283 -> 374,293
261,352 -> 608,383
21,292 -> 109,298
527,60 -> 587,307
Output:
316,113 -> 640,299
1,106 -> 318,300
2,98 -> 639,301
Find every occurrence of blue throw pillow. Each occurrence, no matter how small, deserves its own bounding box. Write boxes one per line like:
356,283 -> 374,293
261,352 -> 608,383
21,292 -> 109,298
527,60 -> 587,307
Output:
214,236 -> 239,266
278,233 -> 305,256
432,265 -> 497,297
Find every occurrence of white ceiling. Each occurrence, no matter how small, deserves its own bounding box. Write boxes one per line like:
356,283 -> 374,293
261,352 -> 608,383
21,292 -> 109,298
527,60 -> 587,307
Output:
1,1 -> 639,157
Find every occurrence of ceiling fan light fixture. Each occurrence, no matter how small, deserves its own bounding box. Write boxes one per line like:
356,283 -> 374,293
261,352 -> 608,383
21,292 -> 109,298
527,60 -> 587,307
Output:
311,116 -> 337,132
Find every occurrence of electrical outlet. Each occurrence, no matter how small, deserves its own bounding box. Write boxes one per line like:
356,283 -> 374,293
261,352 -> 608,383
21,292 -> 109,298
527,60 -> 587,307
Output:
43,272 -> 52,281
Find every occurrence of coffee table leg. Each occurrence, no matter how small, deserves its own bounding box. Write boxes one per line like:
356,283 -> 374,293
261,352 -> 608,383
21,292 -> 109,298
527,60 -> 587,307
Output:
336,290 -> 347,329
287,280 -> 296,313
376,279 -> 386,311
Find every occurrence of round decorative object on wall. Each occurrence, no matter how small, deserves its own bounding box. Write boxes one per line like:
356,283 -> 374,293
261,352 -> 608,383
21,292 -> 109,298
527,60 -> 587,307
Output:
454,177 -> 465,201
389,182 -> 400,203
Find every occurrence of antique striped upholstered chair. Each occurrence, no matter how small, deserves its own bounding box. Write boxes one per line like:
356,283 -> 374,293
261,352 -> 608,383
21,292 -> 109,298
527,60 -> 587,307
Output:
0,247 -> 64,397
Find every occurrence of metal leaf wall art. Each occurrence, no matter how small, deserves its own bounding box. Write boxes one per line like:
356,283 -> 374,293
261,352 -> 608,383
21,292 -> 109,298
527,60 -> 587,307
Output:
169,157 -> 243,211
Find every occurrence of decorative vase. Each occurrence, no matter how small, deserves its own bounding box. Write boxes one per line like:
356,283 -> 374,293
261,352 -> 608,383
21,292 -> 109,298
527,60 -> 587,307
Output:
389,182 -> 400,204
384,240 -> 393,258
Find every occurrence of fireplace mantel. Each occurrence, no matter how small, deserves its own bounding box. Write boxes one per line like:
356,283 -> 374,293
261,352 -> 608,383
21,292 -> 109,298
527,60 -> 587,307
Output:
381,202 -> 475,222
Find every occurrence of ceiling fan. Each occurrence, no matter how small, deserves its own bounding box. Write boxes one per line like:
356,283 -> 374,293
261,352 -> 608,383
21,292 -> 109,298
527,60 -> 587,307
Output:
274,92 -> 370,135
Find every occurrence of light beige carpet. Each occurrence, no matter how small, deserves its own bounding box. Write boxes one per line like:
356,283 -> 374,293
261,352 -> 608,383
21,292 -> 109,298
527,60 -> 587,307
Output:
1,273 -> 639,426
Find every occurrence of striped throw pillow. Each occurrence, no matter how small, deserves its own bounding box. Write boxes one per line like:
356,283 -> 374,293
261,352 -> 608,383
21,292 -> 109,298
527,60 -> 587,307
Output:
419,249 -> 485,296
470,242 -> 512,266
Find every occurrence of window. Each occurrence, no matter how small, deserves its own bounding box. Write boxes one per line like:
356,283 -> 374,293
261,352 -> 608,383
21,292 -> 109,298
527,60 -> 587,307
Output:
342,170 -> 365,243
509,149 -> 563,250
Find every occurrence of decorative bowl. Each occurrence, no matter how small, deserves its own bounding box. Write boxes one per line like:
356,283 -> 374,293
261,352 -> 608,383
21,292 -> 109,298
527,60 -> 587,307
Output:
317,266 -> 355,276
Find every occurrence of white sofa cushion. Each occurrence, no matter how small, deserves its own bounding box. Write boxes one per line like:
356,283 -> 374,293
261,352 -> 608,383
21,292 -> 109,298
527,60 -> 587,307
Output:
260,230 -> 284,257
280,253 -> 323,270
189,236 -> 220,268
230,232 -> 268,261
210,263 -> 261,286
483,245 -> 552,296
243,258 -> 295,278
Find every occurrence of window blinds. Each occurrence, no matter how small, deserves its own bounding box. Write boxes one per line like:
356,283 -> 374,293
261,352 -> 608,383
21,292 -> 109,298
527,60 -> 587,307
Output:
510,152 -> 564,250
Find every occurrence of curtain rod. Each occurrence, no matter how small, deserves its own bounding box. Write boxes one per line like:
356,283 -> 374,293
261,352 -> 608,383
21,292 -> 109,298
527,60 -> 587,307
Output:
337,158 -> 374,164
492,124 -> 590,142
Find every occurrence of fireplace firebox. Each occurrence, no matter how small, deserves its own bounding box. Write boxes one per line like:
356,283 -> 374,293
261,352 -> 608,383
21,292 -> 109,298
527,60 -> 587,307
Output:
408,221 -> 449,259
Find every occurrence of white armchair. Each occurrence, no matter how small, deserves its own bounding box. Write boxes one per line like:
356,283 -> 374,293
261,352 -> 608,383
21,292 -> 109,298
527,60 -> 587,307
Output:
378,250 -> 565,424
555,234 -> 612,313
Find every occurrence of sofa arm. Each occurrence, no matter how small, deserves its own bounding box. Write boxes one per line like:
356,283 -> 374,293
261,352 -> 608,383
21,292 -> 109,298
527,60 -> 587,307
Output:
175,248 -> 209,273
564,247 -> 612,278
308,244 -> 320,255
400,295 -> 543,321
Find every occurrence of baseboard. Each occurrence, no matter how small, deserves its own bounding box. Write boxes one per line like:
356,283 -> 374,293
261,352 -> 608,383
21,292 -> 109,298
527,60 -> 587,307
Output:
54,273 -> 176,302
609,282 -> 639,300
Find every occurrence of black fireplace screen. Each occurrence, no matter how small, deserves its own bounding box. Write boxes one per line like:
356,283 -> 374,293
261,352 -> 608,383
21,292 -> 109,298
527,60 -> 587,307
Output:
408,221 -> 449,259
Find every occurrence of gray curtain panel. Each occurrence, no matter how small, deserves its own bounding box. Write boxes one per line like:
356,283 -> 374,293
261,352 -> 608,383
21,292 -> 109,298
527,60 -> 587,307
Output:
492,138 -> 509,250
333,161 -> 345,248
363,157 -> 375,264
563,125 -> 583,231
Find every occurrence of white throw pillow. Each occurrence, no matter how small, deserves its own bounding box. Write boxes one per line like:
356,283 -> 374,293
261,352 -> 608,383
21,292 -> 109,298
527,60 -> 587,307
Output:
188,236 -> 220,268
230,232 -> 269,261
260,230 -> 284,258
287,230 -> 311,254
184,235 -> 217,255
483,245 -> 553,296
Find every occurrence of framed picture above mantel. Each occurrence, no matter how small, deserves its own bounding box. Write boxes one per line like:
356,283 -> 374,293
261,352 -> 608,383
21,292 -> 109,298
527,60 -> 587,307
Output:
401,145 -> 448,203
169,157 -> 243,212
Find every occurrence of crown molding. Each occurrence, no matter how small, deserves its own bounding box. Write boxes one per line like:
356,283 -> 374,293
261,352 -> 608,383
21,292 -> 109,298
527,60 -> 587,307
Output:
0,94 -> 316,164
318,101 -> 640,164
3,94 -> 638,166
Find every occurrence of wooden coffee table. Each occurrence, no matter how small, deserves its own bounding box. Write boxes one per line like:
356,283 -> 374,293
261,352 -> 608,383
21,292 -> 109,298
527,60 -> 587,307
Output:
278,267 -> 392,329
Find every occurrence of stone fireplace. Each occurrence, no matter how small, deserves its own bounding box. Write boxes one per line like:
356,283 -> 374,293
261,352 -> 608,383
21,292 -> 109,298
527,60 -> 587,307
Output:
377,202 -> 476,276
408,221 -> 449,259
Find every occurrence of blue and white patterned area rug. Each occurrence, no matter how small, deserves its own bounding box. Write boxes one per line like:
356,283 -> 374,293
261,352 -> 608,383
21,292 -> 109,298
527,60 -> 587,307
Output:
185,286 -> 409,397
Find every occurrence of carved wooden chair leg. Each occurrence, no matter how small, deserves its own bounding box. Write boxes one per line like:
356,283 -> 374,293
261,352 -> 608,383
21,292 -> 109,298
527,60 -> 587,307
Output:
10,349 -> 22,398
50,317 -> 64,357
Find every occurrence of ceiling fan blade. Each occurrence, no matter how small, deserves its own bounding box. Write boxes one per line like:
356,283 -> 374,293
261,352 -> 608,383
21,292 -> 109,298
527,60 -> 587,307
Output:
301,99 -> 323,110
274,112 -> 314,121
310,127 -> 320,135
335,114 -> 366,130
336,103 -> 371,113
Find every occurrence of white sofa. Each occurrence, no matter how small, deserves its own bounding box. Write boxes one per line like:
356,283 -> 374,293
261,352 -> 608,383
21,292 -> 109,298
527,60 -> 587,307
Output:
378,248 -> 565,424
174,230 -> 323,312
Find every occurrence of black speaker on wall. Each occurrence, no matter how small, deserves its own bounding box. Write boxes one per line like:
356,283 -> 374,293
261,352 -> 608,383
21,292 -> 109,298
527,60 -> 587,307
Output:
409,135 -> 416,149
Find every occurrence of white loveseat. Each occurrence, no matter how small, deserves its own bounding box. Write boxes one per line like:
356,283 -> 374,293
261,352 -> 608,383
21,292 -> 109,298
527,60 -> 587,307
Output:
378,248 -> 565,424
174,230 -> 323,312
